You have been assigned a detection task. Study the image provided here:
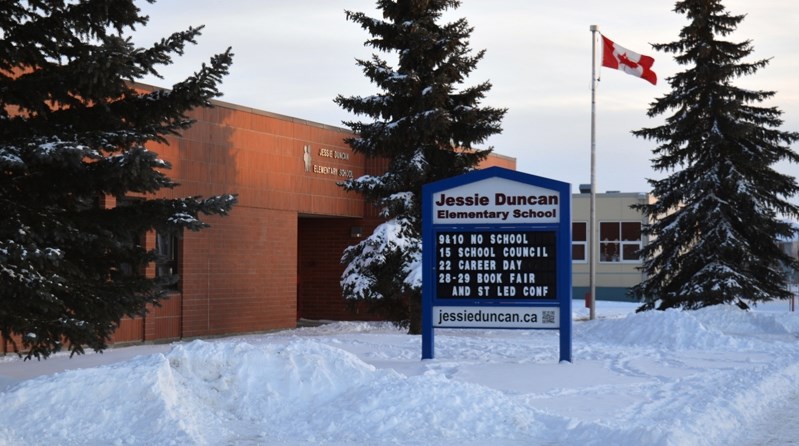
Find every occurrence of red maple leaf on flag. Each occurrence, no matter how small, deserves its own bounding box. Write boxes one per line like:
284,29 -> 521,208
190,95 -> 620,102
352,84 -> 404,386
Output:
601,35 -> 657,85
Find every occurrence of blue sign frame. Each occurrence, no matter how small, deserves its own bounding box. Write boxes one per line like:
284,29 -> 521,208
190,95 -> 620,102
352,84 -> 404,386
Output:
422,167 -> 572,362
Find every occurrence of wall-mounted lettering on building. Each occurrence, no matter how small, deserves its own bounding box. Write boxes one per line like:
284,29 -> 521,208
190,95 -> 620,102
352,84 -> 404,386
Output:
318,147 -> 350,160
302,144 -> 354,178
422,167 -> 572,362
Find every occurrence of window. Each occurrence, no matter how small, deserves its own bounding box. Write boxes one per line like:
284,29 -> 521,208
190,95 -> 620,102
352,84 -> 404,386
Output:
600,222 -> 641,263
155,231 -> 180,289
572,222 -> 587,262
118,231 -> 143,277
116,197 -> 144,278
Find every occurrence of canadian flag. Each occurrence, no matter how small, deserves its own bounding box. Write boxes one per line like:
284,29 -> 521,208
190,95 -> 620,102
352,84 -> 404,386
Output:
601,35 -> 657,85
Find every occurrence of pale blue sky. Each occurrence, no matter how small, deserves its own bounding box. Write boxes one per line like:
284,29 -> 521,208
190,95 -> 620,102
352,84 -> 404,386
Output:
132,1 -> 799,198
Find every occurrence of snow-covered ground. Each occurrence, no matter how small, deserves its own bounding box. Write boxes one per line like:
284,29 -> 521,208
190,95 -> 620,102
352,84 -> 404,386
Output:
1,300 -> 799,446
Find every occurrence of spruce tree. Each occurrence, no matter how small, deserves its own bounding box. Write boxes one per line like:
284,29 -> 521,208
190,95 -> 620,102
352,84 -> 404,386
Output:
633,0 -> 799,311
335,0 -> 506,332
0,0 -> 235,358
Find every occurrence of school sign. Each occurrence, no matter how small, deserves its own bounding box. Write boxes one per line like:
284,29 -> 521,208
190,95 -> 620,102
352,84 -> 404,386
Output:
422,167 -> 572,362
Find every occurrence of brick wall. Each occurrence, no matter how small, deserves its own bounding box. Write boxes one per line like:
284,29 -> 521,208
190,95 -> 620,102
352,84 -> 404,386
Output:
2,85 -> 517,350
103,94 -> 360,344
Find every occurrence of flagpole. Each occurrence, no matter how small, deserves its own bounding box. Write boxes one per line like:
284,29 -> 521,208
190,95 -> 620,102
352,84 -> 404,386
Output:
589,25 -> 599,321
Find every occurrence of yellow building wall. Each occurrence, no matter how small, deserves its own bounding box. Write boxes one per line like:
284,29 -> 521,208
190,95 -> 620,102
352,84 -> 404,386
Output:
571,192 -> 655,300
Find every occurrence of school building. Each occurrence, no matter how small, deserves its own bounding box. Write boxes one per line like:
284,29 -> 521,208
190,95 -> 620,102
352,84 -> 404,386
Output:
3,84 -> 655,352
102,84 -> 519,345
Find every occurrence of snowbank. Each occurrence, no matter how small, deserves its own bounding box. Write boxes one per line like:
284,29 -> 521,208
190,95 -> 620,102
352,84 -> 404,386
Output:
1,302 -> 798,445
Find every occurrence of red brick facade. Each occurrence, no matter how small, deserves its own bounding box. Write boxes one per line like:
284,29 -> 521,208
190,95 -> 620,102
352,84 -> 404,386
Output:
3,86 -> 516,350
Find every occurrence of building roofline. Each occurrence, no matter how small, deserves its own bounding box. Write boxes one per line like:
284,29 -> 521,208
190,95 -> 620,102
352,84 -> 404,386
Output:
131,81 -> 518,163
573,191 -> 650,198
130,81 -> 353,134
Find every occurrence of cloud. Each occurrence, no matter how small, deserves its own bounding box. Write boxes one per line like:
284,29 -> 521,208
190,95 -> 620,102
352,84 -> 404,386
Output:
128,0 -> 798,197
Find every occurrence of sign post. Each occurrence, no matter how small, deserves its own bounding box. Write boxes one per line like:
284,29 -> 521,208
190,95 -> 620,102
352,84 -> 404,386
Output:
422,167 -> 572,362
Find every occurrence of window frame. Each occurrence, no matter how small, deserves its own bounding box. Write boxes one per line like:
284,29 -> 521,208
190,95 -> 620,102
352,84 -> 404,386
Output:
155,230 -> 180,290
598,221 -> 642,264
116,197 -> 145,278
572,221 -> 588,263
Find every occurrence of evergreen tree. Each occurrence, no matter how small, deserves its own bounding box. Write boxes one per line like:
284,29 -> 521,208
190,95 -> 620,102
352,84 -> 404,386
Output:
633,0 -> 799,311
0,0 -> 235,358
335,0 -> 506,332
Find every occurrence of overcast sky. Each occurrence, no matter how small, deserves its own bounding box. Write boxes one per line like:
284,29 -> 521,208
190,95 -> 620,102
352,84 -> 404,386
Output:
131,1 -> 799,197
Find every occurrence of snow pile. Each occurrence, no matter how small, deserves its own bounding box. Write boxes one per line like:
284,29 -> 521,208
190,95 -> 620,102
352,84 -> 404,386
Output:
576,307 -> 753,350
1,302 -> 799,445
